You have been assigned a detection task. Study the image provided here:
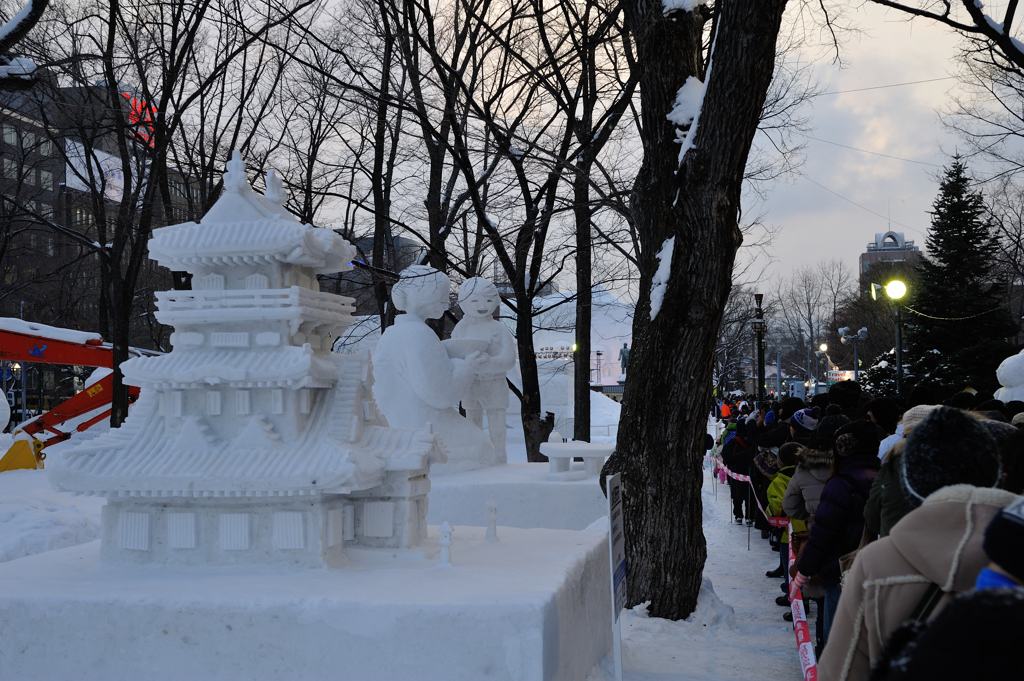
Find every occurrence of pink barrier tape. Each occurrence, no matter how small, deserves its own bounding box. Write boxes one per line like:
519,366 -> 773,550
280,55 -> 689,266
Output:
788,521 -> 819,681
709,459 -> 789,528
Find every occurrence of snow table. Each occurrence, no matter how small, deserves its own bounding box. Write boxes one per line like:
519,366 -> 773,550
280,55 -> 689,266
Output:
539,441 -> 615,481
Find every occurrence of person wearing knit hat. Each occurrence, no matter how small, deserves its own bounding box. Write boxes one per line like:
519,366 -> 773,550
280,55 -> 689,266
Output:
818,407 -> 1019,681
976,496 -> 1024,589
900,407 -> 1001,506
864,405 -> 940,541
790,407 -> 821,436
792,418 -> 881,645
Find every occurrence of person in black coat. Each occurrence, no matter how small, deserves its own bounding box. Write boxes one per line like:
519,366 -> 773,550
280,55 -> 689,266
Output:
722,418 -> 757,524
868,589 -> 1024,681
792,419 -> 881,644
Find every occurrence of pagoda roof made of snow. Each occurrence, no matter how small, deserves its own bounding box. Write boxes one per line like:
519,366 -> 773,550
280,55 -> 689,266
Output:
149,218 -> 356,275
122,346 -> 338,389
47,391 -> 446,498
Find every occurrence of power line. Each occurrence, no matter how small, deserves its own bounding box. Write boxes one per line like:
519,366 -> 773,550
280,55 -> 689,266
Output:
800,175 -> 926,237
803,134 -> 942,167
902,304 -> 1003,321
816,76 -> 956,97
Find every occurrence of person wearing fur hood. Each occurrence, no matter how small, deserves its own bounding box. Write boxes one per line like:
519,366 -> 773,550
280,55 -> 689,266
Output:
817,406 -> 1020,681
784,407 -> 850,526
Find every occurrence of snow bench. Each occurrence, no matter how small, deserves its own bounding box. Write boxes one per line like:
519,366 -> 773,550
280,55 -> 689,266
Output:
539,441 -> 615,481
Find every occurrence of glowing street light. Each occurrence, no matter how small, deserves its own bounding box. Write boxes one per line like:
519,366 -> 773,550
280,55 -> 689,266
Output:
885,280 -> 907,300
872,279 -> 908,395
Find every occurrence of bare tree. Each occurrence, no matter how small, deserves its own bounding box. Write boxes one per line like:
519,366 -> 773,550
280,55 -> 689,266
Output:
17,0 -> 318,425
612,0 -> 788,619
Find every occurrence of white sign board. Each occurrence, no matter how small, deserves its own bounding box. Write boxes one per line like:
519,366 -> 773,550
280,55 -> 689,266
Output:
606,473 -> 626,681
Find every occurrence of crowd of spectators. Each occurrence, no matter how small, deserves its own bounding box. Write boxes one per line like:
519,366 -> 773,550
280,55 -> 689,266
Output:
711,383 -> 1023,680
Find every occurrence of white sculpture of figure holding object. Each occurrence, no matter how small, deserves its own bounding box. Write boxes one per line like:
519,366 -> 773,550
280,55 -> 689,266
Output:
373,266 -> 497,473
449,277 -> 517,463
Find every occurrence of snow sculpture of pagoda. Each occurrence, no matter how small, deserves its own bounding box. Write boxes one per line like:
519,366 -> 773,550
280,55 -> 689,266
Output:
48,151 -> 446,567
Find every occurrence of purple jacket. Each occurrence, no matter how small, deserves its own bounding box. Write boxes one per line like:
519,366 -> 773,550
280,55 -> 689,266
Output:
797,454 -> 880,587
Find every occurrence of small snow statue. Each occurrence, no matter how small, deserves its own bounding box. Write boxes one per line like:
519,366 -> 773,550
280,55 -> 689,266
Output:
484,496 -> 499,542
373,266 -> 496,474
449,277 -> 517,463
995,348 -> 1024,403
438,520 -> 453,567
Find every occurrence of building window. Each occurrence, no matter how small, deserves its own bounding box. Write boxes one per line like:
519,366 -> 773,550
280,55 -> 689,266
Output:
40,203 -> 53,220
40,170 -> 53,191
2,158 -> 15,179
2,125 -> 15,146
39,139 -> 52,156
45,237 -> 55,256
21,131 -> 35,150
23,169 -> 34,186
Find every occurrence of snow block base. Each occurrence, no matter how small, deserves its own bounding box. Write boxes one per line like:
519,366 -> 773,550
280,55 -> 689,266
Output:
427,462 -> 608,530
0,525 -> 610,681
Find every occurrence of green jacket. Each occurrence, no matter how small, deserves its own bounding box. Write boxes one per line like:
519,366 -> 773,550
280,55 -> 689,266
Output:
768,464 -> 806,540
863,447 -> 915,538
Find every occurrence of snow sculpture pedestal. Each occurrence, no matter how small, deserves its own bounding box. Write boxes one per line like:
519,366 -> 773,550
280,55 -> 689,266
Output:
0,526 -> 611,681
427,463 -> 609,530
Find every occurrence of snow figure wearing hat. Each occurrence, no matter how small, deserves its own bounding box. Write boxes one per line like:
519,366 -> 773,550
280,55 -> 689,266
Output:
449,277 -> 517,463
373,266 -> 497,473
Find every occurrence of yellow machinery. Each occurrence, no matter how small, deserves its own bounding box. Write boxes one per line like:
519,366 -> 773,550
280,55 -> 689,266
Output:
0,435 -> 45,473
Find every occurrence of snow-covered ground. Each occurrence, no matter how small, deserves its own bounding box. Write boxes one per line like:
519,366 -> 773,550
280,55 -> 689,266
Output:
0,439 -> 802,680
587,465 -> 803,681
0,469 -> 103,564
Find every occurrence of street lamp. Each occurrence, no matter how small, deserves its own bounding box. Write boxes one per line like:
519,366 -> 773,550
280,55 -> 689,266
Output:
814,343 -> 830,395
873,279 -> 907,395
753,294 -> 766,405
839,327 -> 869,382
10,362 -> 26,424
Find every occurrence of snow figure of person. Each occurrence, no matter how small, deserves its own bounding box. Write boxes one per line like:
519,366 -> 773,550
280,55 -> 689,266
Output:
450,277 -> 517,463
373,266 -> 497,473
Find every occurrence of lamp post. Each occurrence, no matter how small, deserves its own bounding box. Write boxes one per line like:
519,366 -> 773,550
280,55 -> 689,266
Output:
839,327 -> 869,381
753,294 -> 766,405
874,280 -> 907,395
10,361 -> 25,424
885,281 -> 907,395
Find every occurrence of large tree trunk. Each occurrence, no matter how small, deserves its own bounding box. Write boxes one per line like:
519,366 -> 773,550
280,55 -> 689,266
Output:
615,0 -> 787,619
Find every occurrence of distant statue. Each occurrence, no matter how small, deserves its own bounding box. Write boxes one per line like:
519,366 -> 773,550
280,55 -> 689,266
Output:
449,277 -> 517,463
373,266 -> 496,473
619,343 -> 630,375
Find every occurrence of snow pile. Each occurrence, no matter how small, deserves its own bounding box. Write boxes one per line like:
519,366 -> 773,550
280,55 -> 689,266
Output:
649,236 -> 675,320
666,76 -> 705,128
0,470 -> 103,563
662,0 -> 709,15
626,579 -> 738,641
0,317 -> 102,344
591,390 -> 621,426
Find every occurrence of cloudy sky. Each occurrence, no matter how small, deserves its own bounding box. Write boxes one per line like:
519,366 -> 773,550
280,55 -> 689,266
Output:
759,4 -> 967,284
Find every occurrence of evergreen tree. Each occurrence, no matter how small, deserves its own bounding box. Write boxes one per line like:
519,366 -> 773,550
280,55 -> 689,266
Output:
862,352 -> 898,397
904,158 -> 1017,393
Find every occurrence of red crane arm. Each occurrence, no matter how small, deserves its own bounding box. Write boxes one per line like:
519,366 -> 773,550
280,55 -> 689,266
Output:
19,373 -> 140,444
0,329 -> 113,368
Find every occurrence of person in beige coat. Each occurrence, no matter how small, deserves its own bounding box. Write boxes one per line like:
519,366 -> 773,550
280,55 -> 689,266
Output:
818,407 -> 1015,681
